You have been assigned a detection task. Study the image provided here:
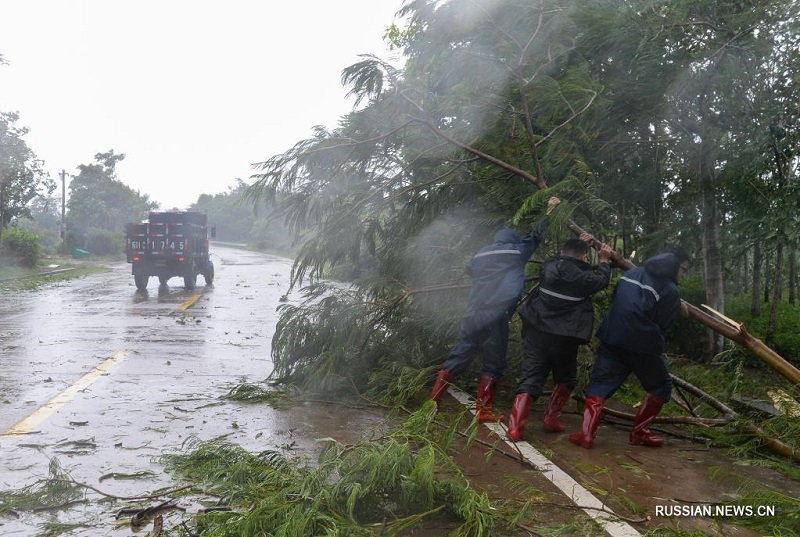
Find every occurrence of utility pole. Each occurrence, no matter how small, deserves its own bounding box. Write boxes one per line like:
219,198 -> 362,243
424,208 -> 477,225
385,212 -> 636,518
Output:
59,169 -> 66,254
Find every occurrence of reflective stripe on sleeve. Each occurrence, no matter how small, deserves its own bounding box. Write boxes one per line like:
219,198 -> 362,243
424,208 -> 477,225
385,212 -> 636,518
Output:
473,249 -> 522,259
539,287 -> 585,302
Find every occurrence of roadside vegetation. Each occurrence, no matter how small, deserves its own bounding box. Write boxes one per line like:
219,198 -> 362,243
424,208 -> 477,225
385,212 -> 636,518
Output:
0,228 -> 107,291
0,263 -> 107,291
1,397 -> 797,536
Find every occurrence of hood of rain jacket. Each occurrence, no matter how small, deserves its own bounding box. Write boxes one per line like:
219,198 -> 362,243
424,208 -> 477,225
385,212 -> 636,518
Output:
464,219 -> 549,314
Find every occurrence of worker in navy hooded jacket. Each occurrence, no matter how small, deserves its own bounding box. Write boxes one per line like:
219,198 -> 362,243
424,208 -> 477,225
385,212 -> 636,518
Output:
429,196 -> 561,422
506,234 -> 613,442
569,248 -> 690,449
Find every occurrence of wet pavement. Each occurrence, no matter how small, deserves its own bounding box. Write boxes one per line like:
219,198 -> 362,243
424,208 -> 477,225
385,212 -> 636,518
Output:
1,245 -> 798,536
0,246 -> 390,535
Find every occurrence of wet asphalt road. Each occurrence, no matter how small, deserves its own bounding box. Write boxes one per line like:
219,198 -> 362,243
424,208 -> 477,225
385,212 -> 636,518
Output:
0,245 -> 386,535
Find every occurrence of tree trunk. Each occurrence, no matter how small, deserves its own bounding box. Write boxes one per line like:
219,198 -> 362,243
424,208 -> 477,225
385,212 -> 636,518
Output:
0,178 -> 5,245
767,243 -> 784,343
789,248 -> 797,306
751,243 -> 762,316
620,200 -> 628,258
734,254 -> 743,294
701,172 -> 724,360
742,251 -> 749,294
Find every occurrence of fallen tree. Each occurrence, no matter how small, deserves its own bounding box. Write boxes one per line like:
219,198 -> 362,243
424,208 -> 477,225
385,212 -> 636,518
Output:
414,118 -> 800,463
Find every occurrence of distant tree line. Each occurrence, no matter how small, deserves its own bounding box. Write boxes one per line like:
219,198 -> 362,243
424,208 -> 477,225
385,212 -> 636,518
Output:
190,179 -> 295,255
0,135 -> 294,264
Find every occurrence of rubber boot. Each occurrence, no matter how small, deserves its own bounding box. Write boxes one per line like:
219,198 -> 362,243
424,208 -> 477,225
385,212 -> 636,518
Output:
568,396 -> 605,449
429,369 -> 456,409
506,393 -> 534,442
476,374 -> 504,423
542,384 -> 572,432
629,393 -> 666,447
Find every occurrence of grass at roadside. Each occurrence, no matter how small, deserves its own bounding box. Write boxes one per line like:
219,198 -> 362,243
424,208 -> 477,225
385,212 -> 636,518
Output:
0,256 -> 112,291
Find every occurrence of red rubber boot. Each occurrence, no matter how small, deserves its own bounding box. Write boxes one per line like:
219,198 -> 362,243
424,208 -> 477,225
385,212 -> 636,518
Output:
506,393 -> 534,442
542,384 -> 572,432
629,393 -> 667,447
429,369 -> 455,409
476,374 -> 504,423
568,396 -> 605,448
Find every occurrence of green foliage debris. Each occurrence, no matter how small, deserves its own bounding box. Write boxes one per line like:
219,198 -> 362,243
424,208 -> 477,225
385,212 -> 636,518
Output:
158,404 -> 526,536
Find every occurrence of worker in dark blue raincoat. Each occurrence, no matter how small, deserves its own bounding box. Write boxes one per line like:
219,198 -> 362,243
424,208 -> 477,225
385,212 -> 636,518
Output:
569,248 -> 690,449
429,196 -> 560,422
506,233 -> 613,441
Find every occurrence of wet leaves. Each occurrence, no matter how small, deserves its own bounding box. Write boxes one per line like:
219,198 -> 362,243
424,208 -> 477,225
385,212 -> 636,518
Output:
53,438 -> 97,456
35,521 -> 93,537
223,382 -> 294,409
152,405 -> 569,536
0,459 -> 83,514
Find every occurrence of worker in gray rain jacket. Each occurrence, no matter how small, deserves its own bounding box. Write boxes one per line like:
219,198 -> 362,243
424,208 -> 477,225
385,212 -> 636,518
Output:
569,248 -> 690,449
429,196 -> 560,422
507,233 -> 612,441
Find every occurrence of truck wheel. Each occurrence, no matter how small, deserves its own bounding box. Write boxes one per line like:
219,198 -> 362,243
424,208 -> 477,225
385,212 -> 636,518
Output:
184,261 -> 197,290
134,274 -> 149,290
203,261 -> 215,285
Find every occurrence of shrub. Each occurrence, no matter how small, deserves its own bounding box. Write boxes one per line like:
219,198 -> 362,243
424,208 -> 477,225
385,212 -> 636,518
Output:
0,227 -> 42,268
85,228 -> 124,255
727,294 -> 800,366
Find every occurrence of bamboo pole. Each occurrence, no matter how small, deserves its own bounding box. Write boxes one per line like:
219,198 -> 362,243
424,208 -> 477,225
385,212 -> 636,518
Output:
572,221 -> 800,385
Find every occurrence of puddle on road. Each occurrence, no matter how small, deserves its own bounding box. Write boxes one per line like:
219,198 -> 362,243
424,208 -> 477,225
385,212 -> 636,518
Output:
0,398 -> 395,537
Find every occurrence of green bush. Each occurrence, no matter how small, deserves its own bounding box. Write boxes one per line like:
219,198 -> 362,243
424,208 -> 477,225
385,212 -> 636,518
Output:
85,228 -> 123,255
15,218 -> 61,255
727,294 -> 800,365
0,227 -> 42,268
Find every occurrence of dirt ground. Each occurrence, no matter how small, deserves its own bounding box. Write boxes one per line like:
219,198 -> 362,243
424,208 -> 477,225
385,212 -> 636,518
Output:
427,393 -> 800,537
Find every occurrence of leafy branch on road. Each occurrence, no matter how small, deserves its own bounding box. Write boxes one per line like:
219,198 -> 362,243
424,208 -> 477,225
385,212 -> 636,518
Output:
149,403 -> 649,536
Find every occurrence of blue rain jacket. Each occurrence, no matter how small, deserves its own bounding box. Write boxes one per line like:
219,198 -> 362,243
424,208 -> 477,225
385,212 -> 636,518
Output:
464,219 -> 549,315
595,253 -> 683,356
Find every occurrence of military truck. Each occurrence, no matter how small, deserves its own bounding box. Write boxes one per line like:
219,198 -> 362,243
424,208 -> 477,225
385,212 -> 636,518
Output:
125,211 -> 215,290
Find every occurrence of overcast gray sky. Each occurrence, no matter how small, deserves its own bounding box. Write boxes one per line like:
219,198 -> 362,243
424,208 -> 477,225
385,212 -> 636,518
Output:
1,1 -> 401,210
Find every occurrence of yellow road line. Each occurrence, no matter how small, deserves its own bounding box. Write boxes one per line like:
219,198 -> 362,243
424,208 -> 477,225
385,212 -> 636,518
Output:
177,294 -> 202,311
1,350 -> 131,437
